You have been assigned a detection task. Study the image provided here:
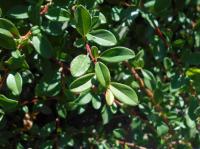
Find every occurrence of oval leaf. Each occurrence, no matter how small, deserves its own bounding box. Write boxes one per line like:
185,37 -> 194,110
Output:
100,47 -> 135,63
95,62 -> 111,87
105,89 -> 114,105
70,73 -> 94,93
0,18 -> 20,37
45,7 -> 70,22
7,5 -> 29,19
70,54 -> 91,77
6,72 -> 23,96
0,28 -> 16,49
74,5 -> 91,36
92,95 -> 101,110
109,82 -> 138,106
78,92 -> 93,105
0,94 -> 18,111
86,29 -> 117,46
32,34 -> 53,58
35,71 -> 61,97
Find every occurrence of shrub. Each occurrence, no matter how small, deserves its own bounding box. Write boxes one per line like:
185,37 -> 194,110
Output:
0,0 -> 200,148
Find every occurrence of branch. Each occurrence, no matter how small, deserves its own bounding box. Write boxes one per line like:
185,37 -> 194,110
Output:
155,27 -> 169,48
85,43 -> 96,64
117,140 -> 147,149
124,62 -> 174,135
124,62 -> 153,98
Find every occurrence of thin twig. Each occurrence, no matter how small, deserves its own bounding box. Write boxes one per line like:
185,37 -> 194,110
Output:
117,140 -> 147,149
155,27 -> 169,48
85,43 -> 96,64
124,62 -> 174,135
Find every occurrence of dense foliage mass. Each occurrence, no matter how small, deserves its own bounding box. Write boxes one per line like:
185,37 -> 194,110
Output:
0,0 -> 200,148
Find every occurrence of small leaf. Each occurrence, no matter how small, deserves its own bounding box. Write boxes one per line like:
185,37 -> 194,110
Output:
0,18 -> 20,37
95,62 -> 111,87
86,29 -> 117,46
35,71 -> 61,97
0,109 -> 4,122
78,92 -> 93,105
6,72 -> 23,96
56,103 -> 67,119
101,105 -> 112,124
109,82 -> 138,106
157,124 -> 169,136
32,34 -> 53,58
0,94 -> 18,111
91,46 -> 99,58
70,54 -> 91,77
154,0 -> 171,15
70,73 -> 95,93
74,5 -> 91,36
0,28 -> 16,49
92,95 -> 101,109
7,5 -> 29,19
5,50 -> 29,70
113,128 -> 125,139
105,89 -> 114,105
45,7 -> 70,22
100,47 -> 135,63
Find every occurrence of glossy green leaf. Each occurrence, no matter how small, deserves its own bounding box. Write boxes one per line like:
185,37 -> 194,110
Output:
95,62 -> 111,87
0,109 -> 4,122
32,34 -> 53,58
6,72 -> 23,96
113,128 -> 125,139
157,124 -> 169,136
35,71 -> 61,97
101,105 -> 112,124
70,54 -> 91,77
100,47 -> 135,63
0,28 -> 16,49
7,5 -> 29,19
0,18 -> 20,37
0,94 -> 18,111
56,104 -> 67,119
42,20 -> 67,36
45,7 -> 70,22
5,50 -> 29,70
154,0 -> 171,15
86,29 -> 117,46
92,94 -> 101,110
91,46 -> 99,58
74,5 -> 91,36
186,68 -> 200,77
78,92 -> 93,105
105,89 -> 114,105
109,82 -> 138,106
70,73 -> 94,93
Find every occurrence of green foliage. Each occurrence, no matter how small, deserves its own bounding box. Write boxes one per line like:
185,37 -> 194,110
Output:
0,0 -> 199,148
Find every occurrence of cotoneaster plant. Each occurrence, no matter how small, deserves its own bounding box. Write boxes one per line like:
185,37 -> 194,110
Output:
0,0 -> 200,148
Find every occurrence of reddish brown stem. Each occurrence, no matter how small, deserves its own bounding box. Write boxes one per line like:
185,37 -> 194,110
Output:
20,98 -> 39,105
40,5 -> 49,15
85,43 -> 96,64
155,27 -> 169,48
124,62 -> 154,98
20,31 -> 32,40
124,62 -> 174,135
117,140 -> 147,149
